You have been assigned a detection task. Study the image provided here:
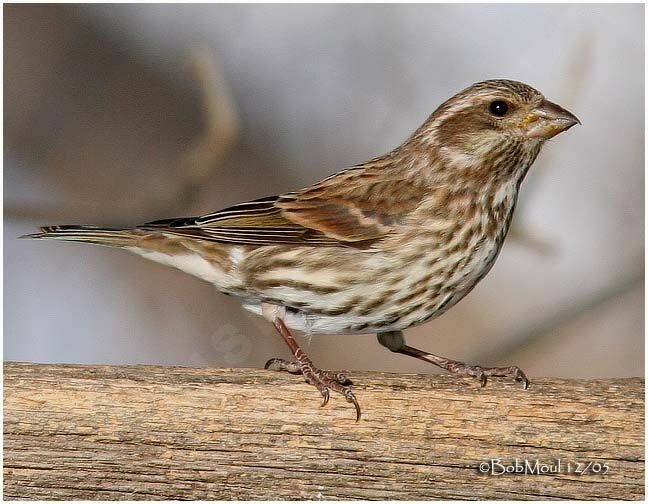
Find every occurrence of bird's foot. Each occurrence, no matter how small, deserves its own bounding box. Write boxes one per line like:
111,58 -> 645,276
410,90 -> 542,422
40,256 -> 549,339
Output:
265,356 -> 361,421
444,360 -> 529,389
390,341 -> 530,390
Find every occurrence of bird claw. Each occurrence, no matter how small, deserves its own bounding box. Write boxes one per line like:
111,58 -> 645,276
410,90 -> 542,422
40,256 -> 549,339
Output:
446,360 -> 528,389
513,367 -> 530,390
264,357 -> 301,374
266,356 -> 361,421
264,358 -> 280,370
472,365 -> 530,389
333,372 -> 353,386
344,389 -> 362,422
320,388 -> 330,407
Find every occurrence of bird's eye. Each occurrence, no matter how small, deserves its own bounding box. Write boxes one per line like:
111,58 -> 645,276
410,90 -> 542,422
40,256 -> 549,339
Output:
489,100 -> 509,117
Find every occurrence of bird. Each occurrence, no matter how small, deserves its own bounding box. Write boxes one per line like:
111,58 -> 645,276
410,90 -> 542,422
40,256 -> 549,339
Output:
22,79 -> 580,421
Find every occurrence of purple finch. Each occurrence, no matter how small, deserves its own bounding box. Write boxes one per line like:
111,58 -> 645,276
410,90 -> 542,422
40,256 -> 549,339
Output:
23,79 -> 580,420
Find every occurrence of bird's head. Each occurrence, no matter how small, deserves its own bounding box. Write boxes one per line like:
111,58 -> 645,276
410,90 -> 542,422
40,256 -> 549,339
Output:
433,79 -> 579,148
411,79 -> 580,181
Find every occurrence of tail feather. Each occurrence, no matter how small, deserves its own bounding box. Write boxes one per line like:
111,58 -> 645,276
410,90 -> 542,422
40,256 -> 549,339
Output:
19,225 -> 138,247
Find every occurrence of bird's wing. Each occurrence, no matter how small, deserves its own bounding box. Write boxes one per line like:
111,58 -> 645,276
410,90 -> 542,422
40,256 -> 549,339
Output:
140,195 -> 345,247
139,166 -> 425,247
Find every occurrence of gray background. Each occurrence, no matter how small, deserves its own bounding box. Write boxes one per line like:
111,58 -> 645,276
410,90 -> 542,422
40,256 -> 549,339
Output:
5,4 -> 644,378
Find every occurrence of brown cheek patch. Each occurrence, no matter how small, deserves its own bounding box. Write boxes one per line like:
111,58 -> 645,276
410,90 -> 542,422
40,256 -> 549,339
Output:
436,109 -> 492,151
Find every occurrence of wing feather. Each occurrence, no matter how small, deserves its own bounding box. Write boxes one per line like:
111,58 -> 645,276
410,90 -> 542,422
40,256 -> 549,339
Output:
139,161 -> 426,247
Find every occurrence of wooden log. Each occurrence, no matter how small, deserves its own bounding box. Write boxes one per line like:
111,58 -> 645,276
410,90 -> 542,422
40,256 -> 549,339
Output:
3,362 -> 644,500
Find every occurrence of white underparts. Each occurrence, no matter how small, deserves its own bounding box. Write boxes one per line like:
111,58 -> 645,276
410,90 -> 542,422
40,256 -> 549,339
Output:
126,248 -> 227,286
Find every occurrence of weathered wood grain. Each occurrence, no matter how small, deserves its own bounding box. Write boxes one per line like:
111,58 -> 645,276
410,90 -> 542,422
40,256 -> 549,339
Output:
3,362 -> 644,500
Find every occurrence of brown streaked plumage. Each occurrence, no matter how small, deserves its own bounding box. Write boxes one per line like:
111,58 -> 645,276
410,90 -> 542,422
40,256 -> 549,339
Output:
22,79 -> 580,421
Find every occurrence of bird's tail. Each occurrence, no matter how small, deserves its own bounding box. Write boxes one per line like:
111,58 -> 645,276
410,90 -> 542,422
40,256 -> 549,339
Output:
19,225 -> 139,248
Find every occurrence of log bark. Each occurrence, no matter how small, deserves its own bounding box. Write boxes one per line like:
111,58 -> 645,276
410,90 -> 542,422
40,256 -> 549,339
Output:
3,361 -> 644,500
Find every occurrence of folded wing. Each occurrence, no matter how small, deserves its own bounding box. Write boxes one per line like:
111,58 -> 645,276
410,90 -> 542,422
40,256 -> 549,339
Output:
139,166 -> 425,247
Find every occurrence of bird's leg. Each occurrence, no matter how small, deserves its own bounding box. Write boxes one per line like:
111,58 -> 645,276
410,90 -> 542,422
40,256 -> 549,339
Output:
377,331 -> 529,389
262,304 -> 361,420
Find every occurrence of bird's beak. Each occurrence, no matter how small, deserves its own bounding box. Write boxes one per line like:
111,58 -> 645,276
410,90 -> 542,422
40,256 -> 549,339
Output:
523,99 -> 581,139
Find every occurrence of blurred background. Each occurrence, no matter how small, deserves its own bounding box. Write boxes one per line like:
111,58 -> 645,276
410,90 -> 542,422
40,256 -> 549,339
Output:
5,4 -> 644,378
